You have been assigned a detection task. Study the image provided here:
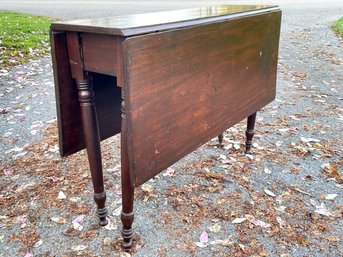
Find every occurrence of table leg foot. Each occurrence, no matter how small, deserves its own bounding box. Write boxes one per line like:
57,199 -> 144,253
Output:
122,237 -> 133,249
218,133 -> 224,147
94,192 -> 108,226
245,112 -> 257,154
121,211 -> 134,248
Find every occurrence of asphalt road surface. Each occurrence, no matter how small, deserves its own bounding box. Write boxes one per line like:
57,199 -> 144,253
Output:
0,0 -> 342,19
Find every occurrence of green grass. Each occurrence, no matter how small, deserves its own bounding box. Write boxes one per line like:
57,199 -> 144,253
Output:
332,16 -> 343,37
0,12 -> 51,67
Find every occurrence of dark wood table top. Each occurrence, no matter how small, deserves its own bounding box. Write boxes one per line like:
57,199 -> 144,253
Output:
50,5 -> 279,36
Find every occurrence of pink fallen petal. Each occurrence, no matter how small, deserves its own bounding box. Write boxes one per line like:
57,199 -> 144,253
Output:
3,132 -> 12,138
245,214 -> 271,228
3,168 -> 13,176
72,215 -> 85,224
50,176 -> 58,182
321,163 -> 330,170
163,167 -> 175,176
199,231 -> 208,243
24,253 -> 33,257
245,214 -> 258,224
106,167 -> 120,173
15,215 -> 27,224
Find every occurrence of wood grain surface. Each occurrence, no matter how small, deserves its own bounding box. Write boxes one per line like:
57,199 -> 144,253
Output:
51,31 -> 84,156
123,11 -> 281,186
82,33 -> 125,86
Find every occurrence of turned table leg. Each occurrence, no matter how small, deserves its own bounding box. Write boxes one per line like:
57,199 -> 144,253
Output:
245,112 -> 257,154
120,89 -> 135,248
76,77 -> 108,226
218,133 -> 224,147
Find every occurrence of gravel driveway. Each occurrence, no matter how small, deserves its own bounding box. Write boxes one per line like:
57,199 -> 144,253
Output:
0,1 -> 342,256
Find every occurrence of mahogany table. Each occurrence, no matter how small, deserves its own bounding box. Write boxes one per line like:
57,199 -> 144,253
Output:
50,5 -> 281,248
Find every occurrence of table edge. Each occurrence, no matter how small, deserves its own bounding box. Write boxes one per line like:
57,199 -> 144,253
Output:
50,5 -> 280,36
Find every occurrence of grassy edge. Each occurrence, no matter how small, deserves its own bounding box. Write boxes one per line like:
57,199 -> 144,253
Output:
0,11 -> 52,68
332,16 -> 343,38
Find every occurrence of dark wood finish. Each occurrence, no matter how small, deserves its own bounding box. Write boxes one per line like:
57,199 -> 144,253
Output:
124,11 -> 281,186
50,5 -> 281,249
66,32 -> 84,79
82,33 -> 125,87
76,77 -> 108,226
51,5 -> 278,36
51,32 -> 122,157
120,90 -> 135,248
50,31 -> 83,156
66,32 -> 109,226
245,112 -> 257,154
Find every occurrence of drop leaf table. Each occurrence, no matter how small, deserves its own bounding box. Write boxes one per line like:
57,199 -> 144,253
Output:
50,5 -> 281,248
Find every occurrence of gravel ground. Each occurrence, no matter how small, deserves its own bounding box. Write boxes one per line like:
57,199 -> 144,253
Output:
0,1 -> 343,257
0,58 -> 55,159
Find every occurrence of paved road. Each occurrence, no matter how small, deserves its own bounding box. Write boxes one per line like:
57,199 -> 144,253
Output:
0,0 -> 343,19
